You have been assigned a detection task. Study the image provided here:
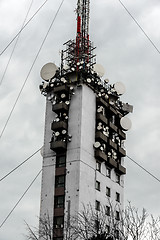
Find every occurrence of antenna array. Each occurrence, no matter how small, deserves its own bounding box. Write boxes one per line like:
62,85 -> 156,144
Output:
61,0 -> 96,74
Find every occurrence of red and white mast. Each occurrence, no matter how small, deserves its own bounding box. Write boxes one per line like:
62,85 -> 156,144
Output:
61,0 -> 95,74
76,0 -> 90,66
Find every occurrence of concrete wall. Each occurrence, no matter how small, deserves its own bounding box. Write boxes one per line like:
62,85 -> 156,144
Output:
39,99 -> 56,225
65,84 -> 124,222
39,84 -> 125,238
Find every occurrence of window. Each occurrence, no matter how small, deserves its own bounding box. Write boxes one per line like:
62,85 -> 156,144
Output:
95,181 -> 100,191
56,155 -> 66,168
106,225 -> 110,234
111,115 -> 115,124
115,211 -> 120,220
115,229 -> 119,239
106,167 -> 111,178
106,206 -> 110,216
55,196 -> 64,208
55,175 -> 65,188
96,161 -> 101,172
116,192 -> 120,202
54,216 -> 64,228
116,174 -> 120,184
95,200 -> 100,211
95,220 -> 100,230
106,187 -> 111,197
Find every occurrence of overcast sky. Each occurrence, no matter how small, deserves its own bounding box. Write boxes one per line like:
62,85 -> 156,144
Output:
0,0 -> 160,239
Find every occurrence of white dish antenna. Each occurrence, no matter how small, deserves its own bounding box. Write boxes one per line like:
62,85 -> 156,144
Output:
62,130 -> 67,135
87,78 -> 91,83
120,117 -> 132,131
104,78 -> 109,84
40,146 -> 44,157
61,93 -> 66,99
63,65 -> 69,70
114,82 -> 126,95
55,131 -> 60,137
61,77 -> 67,83
94,64 -> 105,77
65,101 -> 70,105
40,62 -> 58,81
94,142 -> 101,148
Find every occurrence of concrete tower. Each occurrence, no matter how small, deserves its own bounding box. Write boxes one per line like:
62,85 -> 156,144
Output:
39,1 -> 133,239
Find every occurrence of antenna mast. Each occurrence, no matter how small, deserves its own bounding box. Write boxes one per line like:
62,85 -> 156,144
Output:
76,0 -> 90,65
61,0 -> 95,74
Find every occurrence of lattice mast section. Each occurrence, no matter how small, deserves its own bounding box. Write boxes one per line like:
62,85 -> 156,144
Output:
62,0 -> 95,73
76,0 -> 90,64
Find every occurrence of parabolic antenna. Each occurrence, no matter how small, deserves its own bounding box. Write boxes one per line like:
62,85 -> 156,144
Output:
114,82 -> 126,95
40,146 -> 44,157
94,142 -> 101,148
94,64 -> 105,77
104,79 -> 109,84
40,62 -> 58,81
120,117 -> 132,131
63,65 -> 69,70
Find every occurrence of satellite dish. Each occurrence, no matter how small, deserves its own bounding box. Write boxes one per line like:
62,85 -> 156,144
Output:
43,82 -> 49,89
109,99 -> 115,105
40,146 -> 44,157
100,88 -> 104,93
120,117 -> 132,131
94,64 -> 105,77
103,131 -> 109,137
87,78 -> 91,83
65,101 -> 70,105
56,118 -> 60,122
104,78 -> 109,84
105,94 -> 109,100
114,82 -> 126,95
62,130 -> 67,135
63,65 -> 69,70
61,77 -> 67,83
55,131 -> 60,137
61,93 -> 66,99
94,142 -> 101,148
97,125 -> 103,130
40,62 -> 58,81
97,106 -> 103,113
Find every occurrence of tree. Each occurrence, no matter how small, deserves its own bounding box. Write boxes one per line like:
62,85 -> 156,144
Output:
25,202 -> 160,240
25,214 -> 54,240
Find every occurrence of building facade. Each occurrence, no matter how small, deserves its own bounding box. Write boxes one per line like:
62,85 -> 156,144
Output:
39,1 -> 132,239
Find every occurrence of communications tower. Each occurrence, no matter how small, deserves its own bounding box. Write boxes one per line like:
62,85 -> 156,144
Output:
39,1 -> 133,239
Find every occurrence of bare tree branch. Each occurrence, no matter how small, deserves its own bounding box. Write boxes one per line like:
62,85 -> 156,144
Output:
25,201 -> 160,240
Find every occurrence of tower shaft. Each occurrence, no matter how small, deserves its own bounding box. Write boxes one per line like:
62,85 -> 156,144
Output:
39,1 -> 133,239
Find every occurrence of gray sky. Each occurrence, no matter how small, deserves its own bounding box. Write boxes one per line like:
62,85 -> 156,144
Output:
0,0 -> 160,239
